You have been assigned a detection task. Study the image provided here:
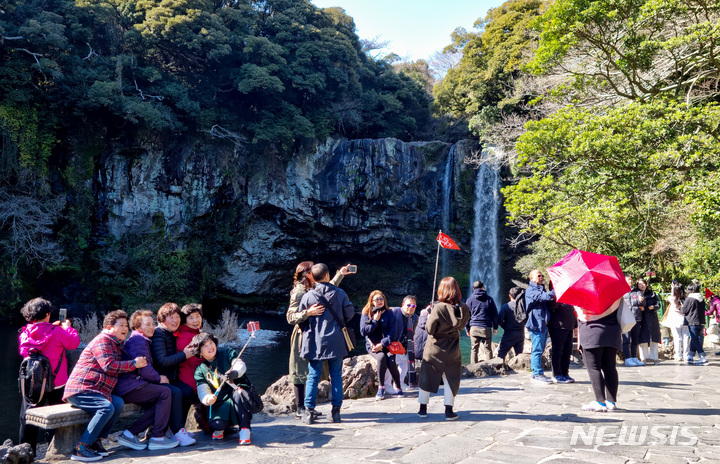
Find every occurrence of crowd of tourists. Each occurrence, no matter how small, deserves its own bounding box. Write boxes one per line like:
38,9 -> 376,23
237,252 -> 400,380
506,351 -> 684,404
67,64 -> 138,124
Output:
18,300 -> 254,461
17,262 -> 718,460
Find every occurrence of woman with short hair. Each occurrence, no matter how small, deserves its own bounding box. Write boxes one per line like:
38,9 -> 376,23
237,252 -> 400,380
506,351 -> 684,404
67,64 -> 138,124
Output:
115,310 -> 178,451
150,303 -> 196,446
417,277 -> 470,420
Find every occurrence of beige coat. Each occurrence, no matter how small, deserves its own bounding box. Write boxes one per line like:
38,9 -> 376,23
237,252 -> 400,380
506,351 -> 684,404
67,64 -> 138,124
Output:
287,271 -> 344,384
418,302 -> 470,396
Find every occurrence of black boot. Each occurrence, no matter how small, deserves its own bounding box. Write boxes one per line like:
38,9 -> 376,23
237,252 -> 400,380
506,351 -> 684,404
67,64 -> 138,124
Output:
418,404 -> 427,418
302,408 -> 316,425
445,405 -> 458,421
331,406 -> 341,423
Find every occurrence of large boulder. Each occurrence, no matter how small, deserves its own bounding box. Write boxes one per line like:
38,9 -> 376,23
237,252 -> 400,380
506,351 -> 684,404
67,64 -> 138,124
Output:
0,440 -> 34,464
261,355 -> 377,416
462,358 -> 506,377
505,352 -> 550,372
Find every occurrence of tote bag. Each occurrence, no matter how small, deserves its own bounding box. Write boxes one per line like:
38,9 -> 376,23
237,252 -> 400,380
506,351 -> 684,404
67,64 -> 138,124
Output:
617,299 -> 636,333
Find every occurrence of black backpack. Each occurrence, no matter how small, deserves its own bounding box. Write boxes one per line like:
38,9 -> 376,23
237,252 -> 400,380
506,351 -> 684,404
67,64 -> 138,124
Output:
18,348 -> 64,406
513,290 -> 528,324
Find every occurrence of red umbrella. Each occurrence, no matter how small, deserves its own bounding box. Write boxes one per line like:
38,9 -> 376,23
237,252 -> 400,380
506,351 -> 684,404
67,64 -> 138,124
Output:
547,249 -> 631,315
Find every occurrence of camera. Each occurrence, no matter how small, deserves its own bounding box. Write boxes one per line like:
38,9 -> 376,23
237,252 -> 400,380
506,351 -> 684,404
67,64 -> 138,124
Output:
372,307 -> 384,314
347,265 -> 357,274
59,308 -> 67,322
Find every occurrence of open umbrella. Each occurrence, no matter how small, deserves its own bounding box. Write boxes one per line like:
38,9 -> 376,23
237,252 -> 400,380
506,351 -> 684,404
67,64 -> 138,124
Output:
547,249 -> 630,315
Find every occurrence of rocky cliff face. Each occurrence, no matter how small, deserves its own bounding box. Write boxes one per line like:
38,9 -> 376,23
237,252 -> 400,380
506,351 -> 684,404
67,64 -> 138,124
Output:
100,137 -> 480,305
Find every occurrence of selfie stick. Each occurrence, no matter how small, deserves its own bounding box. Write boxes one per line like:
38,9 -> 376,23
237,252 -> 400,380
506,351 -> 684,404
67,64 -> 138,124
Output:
237,330 -> 255,358
431,230 -> 441,306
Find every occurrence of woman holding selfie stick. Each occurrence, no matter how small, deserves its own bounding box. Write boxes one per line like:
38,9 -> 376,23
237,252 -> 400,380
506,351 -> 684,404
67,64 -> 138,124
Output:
360,290 -> 403,400
287,262 -> 352,419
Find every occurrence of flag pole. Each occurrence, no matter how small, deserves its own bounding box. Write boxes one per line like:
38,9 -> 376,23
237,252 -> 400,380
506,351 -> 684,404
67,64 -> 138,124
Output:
431,230 -> 441,306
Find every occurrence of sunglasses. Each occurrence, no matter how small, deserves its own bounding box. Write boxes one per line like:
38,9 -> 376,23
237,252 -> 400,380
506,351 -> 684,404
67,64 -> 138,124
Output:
405,304 -> 417,309
373,297 -> 385,302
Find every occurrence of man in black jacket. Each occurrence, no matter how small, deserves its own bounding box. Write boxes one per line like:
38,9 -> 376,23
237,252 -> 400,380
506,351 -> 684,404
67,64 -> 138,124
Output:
621,275 -> 646,366
465,281 -> 498,364
497,287 -> 525,361
681,282 -> 709,365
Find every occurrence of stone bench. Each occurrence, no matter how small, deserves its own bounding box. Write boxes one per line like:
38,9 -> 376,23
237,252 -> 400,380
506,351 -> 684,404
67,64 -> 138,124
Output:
25,403 -> 143,460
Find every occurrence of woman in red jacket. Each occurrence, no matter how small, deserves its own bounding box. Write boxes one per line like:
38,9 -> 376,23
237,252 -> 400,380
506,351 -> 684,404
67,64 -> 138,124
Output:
176,303 -> 204,392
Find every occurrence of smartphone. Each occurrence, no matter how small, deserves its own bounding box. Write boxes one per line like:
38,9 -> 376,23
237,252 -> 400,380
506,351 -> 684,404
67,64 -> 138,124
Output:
347,265 -> 357,274
59,308 -> 67,322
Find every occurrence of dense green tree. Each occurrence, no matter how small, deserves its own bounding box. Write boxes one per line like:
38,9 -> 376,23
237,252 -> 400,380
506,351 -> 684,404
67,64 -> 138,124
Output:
530,0 -> 720,104
503,99 -> 720,278
433,0 -> 545,136
503,0 -> 720,287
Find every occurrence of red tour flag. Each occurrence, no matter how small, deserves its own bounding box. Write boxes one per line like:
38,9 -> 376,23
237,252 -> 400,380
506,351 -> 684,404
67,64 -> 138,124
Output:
247,321 -> 260,333
437,232 -> 460,250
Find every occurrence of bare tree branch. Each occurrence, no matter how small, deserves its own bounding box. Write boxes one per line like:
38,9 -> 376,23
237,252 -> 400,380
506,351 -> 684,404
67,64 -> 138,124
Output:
134,79 -> 164,101
83,43 -> 98,61
14,48 -> 47,80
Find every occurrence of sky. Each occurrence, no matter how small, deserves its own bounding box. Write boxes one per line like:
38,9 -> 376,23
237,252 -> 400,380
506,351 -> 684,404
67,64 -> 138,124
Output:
310,0 -> 502,61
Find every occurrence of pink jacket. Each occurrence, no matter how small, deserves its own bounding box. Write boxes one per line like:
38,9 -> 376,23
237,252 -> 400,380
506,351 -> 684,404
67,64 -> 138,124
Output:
706,296 -> 720,320
19,322 -> 80,388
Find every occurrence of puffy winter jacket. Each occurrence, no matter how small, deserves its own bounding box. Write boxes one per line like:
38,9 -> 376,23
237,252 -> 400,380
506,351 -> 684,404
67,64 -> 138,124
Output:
18,322 -> 80,388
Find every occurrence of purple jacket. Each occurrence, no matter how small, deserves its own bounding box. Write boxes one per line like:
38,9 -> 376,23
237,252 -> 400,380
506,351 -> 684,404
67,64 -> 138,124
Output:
19,322 -> 80,388
115,331 -> 163,396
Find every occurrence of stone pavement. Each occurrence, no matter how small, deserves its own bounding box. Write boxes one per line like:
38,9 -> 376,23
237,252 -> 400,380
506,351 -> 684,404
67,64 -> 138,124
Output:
51,358 -> 719,464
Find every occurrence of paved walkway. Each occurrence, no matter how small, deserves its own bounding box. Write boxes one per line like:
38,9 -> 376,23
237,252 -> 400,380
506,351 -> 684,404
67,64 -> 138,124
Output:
53,358 -> 719,464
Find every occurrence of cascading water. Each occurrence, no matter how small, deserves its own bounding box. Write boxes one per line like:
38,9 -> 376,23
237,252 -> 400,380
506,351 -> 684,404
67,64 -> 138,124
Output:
469,146 -> 501,306
441,145 -> 456,277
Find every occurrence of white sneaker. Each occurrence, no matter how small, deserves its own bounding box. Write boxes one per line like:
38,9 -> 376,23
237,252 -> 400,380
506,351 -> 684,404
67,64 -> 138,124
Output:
633,358 -> 645,366
582,401 -> 608,412
174,428 -> 196,446
238,428 -> 251,445
606,401 -> 617,411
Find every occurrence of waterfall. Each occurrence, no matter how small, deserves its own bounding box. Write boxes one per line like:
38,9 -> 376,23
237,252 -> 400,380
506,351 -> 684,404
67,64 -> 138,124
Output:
441,145 -> 456,277
469,146 -> 501,306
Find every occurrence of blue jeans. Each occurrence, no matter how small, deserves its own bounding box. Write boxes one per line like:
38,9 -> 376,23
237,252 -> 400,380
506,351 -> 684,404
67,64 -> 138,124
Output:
529,328 -> 548,376
66,393 -> 124,446
305,358 -> 343,409
688,325 -> 706,358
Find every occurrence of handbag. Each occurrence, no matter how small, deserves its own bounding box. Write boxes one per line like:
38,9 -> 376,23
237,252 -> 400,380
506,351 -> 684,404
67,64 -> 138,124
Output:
312,291 -> 356,353
236,382 -> 264,414
388,341 -> 406,355
617,299 -> 636,333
